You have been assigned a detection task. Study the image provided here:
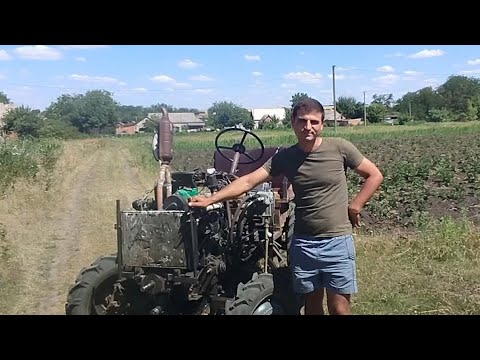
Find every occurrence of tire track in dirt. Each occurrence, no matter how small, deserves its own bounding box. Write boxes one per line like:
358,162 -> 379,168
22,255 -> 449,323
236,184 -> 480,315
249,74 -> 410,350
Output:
36,149 -> 101,315
35,140 -> 150,315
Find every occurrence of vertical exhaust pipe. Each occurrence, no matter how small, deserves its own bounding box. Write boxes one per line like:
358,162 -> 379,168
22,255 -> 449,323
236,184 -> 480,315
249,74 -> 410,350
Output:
155,107 -> 174,210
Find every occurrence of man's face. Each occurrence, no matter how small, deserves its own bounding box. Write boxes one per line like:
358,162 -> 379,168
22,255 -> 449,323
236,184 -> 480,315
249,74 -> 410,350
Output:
292,110 -> 324,142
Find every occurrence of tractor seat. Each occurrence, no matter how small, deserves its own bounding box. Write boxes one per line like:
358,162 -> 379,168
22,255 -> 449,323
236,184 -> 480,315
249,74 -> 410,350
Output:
213,147 -> 287,190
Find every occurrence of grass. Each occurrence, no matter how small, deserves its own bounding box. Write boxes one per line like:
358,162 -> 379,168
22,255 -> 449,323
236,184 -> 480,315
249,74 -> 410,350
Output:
1,121 -> 479,314
121,122 -> 480,314
0,138 -> 63,194
166,121 -> 480,150
353,215 -> 480,314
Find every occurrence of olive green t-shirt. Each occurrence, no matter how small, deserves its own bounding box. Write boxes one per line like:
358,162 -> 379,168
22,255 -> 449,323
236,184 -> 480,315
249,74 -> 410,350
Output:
262,137 -> 365,238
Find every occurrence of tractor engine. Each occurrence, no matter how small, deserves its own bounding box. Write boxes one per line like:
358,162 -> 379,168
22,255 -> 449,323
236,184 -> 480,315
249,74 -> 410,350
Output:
125,168 -> 278,306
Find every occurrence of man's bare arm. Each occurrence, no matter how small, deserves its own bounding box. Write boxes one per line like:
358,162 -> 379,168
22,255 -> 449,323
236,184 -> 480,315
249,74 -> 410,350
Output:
189,166 -> 272,207
350,157 -> 384,213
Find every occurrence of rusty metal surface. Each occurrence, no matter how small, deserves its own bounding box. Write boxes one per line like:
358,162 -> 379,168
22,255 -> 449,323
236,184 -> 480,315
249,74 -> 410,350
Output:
121,210 -> 191,269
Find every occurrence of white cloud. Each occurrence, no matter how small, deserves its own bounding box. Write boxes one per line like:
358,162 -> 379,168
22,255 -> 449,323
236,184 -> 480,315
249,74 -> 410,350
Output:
244,54 -> 261,61
131,87 -> 147,92
150,74 -> 192,89
173,82 -> 192,89
402,70 -> 423,80
377,65 -> 395,73
178,59 -> 200,69
60,45 -> 109,50
189,75 -> 214,81
151,75 -> 176,83
424,78 -> 440,86
14,45 -> 63,60
373,74 -> 400,85
69,74 -> 126,86
0,50 -> 13,61
328,73 -> 346,80
284,71 -> 322,84
252,71 -> 263,77
467,58 -> 480,65
404,70 -> 421,75
75,57 -> 87,62
194,89 -> 213,94
459,69 -> 480,75
408,49 -> 445,59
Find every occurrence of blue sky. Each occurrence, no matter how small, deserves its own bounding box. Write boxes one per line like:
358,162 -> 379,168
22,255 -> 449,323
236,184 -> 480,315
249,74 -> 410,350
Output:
1,45 -> 479,111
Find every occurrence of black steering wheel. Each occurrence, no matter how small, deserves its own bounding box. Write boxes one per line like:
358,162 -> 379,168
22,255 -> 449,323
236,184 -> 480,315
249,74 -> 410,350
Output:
215,127 -> 265,165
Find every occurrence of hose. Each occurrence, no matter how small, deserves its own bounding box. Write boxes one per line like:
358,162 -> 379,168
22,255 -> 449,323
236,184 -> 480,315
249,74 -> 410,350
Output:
228,194 -> 260,247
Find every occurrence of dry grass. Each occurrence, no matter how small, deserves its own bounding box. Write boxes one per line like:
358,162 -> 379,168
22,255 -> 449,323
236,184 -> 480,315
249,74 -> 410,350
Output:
352,217 -> 480,314
0,138 -> 150,314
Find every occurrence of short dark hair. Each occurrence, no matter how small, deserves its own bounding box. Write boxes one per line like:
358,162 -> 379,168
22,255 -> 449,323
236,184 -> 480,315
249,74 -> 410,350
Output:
292,98 -> 325,122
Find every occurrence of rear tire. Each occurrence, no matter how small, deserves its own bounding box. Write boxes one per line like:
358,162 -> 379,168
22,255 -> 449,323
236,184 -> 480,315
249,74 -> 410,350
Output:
225,268 -> 302,315
65,255 -> 148,315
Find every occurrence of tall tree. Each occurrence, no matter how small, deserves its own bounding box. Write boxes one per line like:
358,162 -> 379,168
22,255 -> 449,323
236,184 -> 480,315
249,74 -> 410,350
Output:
290,92 -> 309,107
3,106 -> 43,137
0,91 -> 10,104
336,96 -> 363,119
436,75 -> 480,115
394,87 -> 443,120
208,101 -> 253,129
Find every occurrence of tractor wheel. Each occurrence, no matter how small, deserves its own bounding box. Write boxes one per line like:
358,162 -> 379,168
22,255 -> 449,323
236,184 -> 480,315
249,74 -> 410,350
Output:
65,255 -> 148,315
225,267 -> 302,315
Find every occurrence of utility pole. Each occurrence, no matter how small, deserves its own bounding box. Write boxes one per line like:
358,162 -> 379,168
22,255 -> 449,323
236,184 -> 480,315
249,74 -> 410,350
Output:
332,65 -> 337,133
409,102 -> 412,117
363,91 -> 367,127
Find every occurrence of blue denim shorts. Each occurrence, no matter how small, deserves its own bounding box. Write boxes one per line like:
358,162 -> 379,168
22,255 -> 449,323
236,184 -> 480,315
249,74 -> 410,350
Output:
289,234 -> 358,295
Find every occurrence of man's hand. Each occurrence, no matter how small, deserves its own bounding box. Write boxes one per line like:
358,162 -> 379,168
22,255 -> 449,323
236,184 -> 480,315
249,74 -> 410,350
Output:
348,206 -> 361,228
188,195 -> 213,208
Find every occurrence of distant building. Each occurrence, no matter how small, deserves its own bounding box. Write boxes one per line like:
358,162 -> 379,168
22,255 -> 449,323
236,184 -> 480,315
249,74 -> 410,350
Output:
250,108 -> 287,129
145,111 -> 207,132
323,105 -> 363,126
115,122 -> 138,135
116,111 -> 208,135
0,103 -> 17,139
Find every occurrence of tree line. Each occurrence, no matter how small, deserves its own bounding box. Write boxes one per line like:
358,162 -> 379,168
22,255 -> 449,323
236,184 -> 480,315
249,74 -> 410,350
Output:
336,75 -> 480,124
1,74 -> 480,139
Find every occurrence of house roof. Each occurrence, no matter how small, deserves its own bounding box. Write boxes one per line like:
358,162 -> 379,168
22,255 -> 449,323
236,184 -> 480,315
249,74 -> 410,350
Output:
147,112 -> 205,125
251,108 -> 286,121
324,109 -> 345,121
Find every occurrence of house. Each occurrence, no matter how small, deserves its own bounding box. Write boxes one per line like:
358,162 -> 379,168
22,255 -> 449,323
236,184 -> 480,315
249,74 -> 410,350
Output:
250,108 -> 287,129
0,103 -> 17,139
115,122 -> 138,135
323,105 -> 363,126
384,114 -> 399,125
145,111 -> 207,132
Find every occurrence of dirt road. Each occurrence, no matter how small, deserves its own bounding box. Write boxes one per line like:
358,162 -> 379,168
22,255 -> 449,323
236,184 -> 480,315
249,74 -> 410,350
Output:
0,138 -> 151,315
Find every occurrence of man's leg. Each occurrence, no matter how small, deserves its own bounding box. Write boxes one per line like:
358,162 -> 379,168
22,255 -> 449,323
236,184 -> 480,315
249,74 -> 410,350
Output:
326,292 -> 351,315
289,234 -> 325,314
323,234 -> 358,315
305,288 -> 325,315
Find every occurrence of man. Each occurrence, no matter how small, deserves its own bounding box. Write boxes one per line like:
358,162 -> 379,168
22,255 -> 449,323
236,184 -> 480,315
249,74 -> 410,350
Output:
189,98 -> 383,315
